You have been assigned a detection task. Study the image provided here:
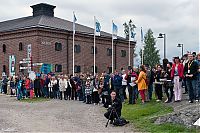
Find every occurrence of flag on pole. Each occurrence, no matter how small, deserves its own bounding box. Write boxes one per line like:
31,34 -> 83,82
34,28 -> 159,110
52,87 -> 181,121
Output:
112,22 -> 118,39
73,12 -> 77,34
141,27 -> 144,43
95,18 -> 101,36
129,27 -> 136,41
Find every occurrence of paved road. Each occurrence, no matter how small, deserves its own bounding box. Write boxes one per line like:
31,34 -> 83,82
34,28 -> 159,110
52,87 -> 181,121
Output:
0,94 -> 134,132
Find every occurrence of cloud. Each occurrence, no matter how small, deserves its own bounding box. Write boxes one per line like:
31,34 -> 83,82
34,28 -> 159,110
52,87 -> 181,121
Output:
0,0 -> 199,64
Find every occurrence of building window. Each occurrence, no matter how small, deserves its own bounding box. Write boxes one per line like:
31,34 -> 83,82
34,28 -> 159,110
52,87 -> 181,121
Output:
3,44 -> 6,53
121,50 -> 126,57
91,66 -> 98,73
91,46 -> 97,54
74,44 -> 81,53
55,42 -> 62,51
55,64 -> 62,72
107,48 -> 112,56
108,67 -> 112,74
3,65 -> 6,72
74,65 -> 81,73
19,42 -> 23,51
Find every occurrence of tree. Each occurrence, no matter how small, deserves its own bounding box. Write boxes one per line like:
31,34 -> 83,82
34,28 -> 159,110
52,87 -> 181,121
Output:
140,29 -> 160,67
123,19 -> 136,39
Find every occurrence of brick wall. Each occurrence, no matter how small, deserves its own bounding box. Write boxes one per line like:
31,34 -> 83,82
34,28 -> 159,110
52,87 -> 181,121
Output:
0,28 -> 135,76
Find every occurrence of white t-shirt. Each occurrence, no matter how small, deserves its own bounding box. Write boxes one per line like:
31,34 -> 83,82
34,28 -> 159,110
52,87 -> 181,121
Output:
122,74 -> 127,86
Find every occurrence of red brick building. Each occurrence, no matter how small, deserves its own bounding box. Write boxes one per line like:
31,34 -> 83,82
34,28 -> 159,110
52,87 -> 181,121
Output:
0,3 -> 136,76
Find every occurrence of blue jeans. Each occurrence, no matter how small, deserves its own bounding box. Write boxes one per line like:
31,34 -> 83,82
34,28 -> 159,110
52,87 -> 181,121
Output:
186,79 -> 197,101
114,86 -> 124,102
197,75 -> 200,100
128,85 -> 138,104
148,84 -> 153,100
17,87 -> 23,100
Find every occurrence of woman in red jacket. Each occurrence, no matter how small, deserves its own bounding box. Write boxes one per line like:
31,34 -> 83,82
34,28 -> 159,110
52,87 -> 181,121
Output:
171,57 -> 184,102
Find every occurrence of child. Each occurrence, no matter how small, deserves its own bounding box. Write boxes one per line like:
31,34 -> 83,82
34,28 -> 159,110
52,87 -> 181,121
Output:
30,80 -> 34,99
85,78 -> 92,104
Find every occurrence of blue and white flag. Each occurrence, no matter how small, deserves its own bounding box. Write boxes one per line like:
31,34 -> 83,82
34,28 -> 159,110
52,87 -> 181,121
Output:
112,22 -> 118,39
73,12 -> 77,34
141,27 -> 144,43
95,18 -> 101,36
129,28 -> 136,41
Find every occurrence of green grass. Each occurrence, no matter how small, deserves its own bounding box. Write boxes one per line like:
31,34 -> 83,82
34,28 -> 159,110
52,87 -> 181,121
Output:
20,97 -> 50,103
122,99 -> 199,133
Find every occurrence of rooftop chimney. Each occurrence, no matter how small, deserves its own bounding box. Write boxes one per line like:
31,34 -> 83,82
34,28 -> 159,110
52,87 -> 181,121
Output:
31,3 -> 56,17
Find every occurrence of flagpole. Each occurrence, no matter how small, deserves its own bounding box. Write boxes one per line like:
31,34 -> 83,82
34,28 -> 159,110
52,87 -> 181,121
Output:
112,20 -> 114,73
94,16 -> 96,76
72,12 -> 75,76
128,26 -> 131,66
141,27 -> 144,65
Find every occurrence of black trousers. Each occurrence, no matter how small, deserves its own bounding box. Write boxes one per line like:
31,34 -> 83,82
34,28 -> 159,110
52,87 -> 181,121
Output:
92,91 -> 100,103
34,88 -> 41,97
60,91 -> 66,100
71,89 -> 77,100
122,85 -> 127,99
3,85 -> 7,94
104,109 -> 121,121
155,84 -> 163,100
102,94 -> 108,104
66,88 -> 71,100
86,95 -> 92,104
164,86 -> 173,101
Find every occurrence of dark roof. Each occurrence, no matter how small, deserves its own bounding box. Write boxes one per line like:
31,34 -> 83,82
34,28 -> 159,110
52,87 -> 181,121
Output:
0,15 -> 125,40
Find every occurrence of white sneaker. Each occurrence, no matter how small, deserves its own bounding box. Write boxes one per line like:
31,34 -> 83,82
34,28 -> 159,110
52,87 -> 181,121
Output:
156,99 -> 161,102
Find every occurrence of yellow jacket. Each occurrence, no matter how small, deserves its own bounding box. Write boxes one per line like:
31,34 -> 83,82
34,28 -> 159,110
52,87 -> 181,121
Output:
135,71 -> 147,90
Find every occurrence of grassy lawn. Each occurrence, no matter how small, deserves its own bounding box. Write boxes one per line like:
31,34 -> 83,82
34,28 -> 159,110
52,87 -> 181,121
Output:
122,99 -> 199,133
20,97 -> 50,103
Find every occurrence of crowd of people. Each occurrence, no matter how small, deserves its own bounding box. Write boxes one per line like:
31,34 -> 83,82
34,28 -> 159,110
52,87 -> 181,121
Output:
0,52 -> 200,106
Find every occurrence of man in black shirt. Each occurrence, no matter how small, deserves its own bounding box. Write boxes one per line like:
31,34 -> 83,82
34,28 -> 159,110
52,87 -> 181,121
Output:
184,53 -> 198,103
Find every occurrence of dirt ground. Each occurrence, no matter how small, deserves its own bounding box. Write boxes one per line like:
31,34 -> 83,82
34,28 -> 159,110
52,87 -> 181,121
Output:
0,94 -> 134,132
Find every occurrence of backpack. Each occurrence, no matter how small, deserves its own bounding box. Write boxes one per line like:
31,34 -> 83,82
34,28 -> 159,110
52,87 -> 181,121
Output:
113,118 -> 129,126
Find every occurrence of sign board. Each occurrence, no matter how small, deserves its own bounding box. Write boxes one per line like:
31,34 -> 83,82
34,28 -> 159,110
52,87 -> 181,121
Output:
9,55 -> 16,76
41,64 -> 52,74
29,71 -> 36,80
27,44 -> 32,72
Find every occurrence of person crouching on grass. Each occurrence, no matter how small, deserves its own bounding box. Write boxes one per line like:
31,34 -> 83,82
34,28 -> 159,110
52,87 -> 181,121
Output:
104,90 -> 122,124
135,65 -> 147,104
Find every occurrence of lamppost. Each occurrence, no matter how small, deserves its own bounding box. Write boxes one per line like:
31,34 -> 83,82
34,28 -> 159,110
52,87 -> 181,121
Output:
177,43 -> 183,57
158,33 -> 166,59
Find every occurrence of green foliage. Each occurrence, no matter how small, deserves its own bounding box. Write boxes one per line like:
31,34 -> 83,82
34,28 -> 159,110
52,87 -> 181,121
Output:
122,100 -> 199,133
140,29 -> 160,67
123,19 -> 136,39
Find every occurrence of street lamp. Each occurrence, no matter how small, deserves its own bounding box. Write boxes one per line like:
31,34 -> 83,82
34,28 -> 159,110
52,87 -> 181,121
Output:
177,43 -> 183,57
158,33 -> 166,59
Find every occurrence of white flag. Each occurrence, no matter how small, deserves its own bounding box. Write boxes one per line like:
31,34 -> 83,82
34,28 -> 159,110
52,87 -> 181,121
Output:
73,12 -> 77,34
112,22 -> 118,39
95,18 -> 101,36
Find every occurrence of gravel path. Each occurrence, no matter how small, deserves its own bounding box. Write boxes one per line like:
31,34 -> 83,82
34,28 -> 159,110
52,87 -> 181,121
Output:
0,94 -> 134,132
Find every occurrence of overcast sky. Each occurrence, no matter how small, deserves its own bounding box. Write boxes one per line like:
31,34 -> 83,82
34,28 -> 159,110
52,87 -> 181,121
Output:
0,0 -> 199,64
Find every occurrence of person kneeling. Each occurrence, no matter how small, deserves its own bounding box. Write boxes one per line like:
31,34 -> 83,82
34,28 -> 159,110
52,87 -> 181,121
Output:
104,90 -> 122,124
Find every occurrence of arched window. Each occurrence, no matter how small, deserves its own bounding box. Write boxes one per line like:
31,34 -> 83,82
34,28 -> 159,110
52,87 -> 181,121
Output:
3,65 -> 6,72
19,42 -> 23,51
55,64 -> 62,72
3,44 -> 6,53
55,42 -> 62,51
